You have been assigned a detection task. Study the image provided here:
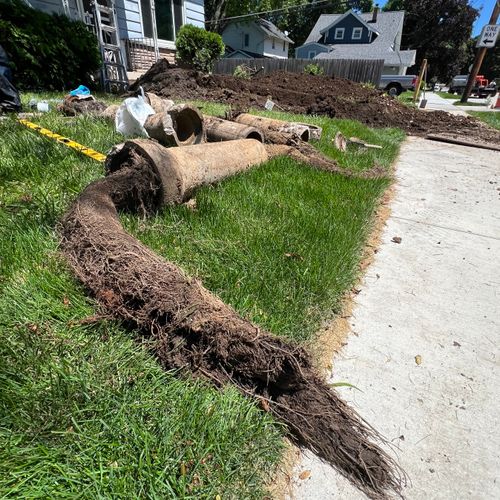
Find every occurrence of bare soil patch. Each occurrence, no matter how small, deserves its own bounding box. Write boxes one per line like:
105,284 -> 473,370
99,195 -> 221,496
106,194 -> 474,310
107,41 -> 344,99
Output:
129,60 -> 500,145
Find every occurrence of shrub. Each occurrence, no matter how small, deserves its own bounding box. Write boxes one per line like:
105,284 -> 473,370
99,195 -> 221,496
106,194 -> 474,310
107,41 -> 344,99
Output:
175,24 -> 224,73
304,63 -> 324,76
0,0 -> 101,90
233,65 -> 251,79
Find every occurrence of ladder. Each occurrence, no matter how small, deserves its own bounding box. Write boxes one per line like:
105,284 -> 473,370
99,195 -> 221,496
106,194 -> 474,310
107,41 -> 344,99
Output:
91,0 -> 129,93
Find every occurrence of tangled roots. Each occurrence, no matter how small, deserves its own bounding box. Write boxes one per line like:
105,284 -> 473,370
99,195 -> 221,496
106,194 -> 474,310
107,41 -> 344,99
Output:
60,155 -> 404,498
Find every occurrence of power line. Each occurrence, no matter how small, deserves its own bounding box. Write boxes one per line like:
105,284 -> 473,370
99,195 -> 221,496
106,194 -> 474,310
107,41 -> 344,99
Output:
205,0 -> 347,25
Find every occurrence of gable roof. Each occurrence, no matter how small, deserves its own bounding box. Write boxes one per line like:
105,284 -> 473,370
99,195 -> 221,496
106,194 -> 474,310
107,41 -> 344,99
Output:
305,10 -> 405,50
319,9 -> 379,36
256,19 -> 293,43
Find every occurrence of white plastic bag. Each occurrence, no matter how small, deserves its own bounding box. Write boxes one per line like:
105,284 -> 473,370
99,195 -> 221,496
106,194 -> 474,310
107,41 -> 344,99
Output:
115,96 -> 155,137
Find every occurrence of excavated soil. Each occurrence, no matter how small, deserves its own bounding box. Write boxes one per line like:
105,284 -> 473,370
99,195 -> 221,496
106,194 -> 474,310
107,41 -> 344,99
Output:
60,152 -> 405,499
130,60 -> 500,145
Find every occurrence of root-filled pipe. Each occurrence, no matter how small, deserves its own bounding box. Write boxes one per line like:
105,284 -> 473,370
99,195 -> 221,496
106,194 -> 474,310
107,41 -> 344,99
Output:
105,138 -> 268,205
60,149 -> 404,498
235,113 -> 311,142
204,116 -> 264,142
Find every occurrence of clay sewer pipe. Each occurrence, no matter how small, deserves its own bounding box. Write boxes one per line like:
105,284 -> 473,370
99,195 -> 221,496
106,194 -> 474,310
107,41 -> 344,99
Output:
143,92 -> 205,147
204,116 -> 264,143
105,138 -> 269,205
235,113 -> 322,142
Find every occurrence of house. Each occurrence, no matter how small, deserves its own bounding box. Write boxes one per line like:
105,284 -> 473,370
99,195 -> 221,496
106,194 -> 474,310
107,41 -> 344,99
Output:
28,0 -> 205,70
222,19 -> 293,59
295,8 -> 416,75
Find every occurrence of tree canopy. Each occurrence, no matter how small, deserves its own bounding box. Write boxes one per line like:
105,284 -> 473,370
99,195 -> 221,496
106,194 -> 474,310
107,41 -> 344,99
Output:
205,0 -> 373,47
383,0 -> 479,81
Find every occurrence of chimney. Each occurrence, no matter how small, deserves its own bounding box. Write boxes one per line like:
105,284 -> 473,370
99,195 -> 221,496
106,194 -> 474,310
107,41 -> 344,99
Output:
371,6 -> 379,23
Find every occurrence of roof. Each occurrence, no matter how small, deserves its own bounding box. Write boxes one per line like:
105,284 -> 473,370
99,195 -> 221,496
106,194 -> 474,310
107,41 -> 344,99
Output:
224,47 -> 264,59
256,18 -> 294,43
315,47 -> 416,67
305,10 -> 405,49
319,9 -> 379,36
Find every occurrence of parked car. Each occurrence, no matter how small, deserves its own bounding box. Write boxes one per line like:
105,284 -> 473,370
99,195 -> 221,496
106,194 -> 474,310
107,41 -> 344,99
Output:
449,74 -> 497,97
378,75 -> 417,96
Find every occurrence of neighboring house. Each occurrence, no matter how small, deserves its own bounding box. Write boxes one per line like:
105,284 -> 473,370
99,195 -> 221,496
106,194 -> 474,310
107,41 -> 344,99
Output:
222,19 -> 293,59
29,0 -> 205,69
295,8 -> 416,75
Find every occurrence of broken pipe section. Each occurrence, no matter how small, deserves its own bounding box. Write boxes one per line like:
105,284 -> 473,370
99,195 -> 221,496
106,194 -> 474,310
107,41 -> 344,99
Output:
105,138 -> 268,205
234,113 -> 322,142
204,116 -> 264,143
143,92 -> 205,147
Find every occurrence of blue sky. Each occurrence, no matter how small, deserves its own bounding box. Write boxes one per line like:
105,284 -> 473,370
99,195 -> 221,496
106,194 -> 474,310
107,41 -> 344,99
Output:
377,0 -> 496,37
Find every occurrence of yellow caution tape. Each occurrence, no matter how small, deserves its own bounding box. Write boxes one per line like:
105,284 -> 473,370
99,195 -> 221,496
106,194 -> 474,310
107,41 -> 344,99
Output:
18,119 -> 107,163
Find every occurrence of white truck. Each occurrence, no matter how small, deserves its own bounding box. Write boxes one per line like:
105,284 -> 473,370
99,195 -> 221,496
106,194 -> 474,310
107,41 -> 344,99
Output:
377,75 -> 417,96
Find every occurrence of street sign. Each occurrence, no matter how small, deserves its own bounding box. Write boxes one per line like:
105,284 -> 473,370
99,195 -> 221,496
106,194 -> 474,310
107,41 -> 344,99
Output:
476,24 -> 499,48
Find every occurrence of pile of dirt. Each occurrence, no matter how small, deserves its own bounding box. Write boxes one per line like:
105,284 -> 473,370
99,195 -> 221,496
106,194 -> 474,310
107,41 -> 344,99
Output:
130,60 -> 500,144
60,152 -> 405,499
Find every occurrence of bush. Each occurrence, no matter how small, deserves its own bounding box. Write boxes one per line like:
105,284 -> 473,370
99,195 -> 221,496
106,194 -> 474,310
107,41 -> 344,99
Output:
233,65 -> 251,79
175,24 -> 224,73
0,0 -> 101,90
304,63 -> 324,76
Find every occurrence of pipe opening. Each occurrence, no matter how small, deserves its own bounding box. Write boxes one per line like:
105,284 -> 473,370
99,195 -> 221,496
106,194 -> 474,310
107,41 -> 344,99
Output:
299,129 -> 310,142
173,109 -> 203,144
246,131 -> 264,142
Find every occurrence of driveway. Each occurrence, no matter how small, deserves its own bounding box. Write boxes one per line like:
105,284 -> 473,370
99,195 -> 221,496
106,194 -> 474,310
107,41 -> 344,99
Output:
292,137 -> 500,499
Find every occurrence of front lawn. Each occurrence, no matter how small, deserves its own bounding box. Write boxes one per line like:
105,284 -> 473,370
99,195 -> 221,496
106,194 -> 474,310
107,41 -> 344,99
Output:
0,93 -> 404,497
468,111 -> 500,130
436,91 -> 460,99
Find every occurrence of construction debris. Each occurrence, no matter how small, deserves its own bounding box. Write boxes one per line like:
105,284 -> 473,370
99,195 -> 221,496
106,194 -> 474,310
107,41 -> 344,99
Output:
204,115 -> 264,142
105,139 -> 268,204
333,132 -> 382,152
60,140 -> 405,499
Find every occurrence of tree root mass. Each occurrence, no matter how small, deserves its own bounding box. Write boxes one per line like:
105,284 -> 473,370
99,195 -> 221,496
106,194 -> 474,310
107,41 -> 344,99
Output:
60,153 -> 404,498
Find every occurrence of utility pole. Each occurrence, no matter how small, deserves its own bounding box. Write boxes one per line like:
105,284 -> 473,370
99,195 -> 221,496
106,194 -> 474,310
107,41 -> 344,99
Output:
461,0 -> 500,103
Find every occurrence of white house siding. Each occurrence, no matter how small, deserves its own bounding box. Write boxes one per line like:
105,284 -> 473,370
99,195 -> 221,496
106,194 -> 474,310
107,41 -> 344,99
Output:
222,22 -> 264,54
262,37 -> 288,59
185,0 -> 204,27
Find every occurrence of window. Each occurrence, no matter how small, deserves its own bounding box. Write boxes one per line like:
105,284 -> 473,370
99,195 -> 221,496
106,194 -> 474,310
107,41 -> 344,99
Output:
334,27 -> 345,40
272,38 -> 275,49
141,0 -> 183,42
283,41 -> 286,51
308,50 -> 316,59
244,33 -> 249,47
352,27 -> 363,40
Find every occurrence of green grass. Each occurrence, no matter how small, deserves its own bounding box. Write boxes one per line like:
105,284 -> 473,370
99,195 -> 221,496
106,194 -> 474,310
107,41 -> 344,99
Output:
397,92 -> 417,107
1,92 -> 404,497
453,99 -> 488,107
469,111 -> 500,130
436,91 -> 459,100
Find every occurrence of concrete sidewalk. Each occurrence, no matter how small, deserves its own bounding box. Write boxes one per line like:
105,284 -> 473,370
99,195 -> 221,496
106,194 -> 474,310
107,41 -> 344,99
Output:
292,137 -> 500,499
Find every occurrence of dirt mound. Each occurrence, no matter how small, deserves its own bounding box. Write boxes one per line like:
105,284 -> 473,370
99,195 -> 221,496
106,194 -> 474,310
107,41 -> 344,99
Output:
130,60 -> 500,144
60,153 -> 405,499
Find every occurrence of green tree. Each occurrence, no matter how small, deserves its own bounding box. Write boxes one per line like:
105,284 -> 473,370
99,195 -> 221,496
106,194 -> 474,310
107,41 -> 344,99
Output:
383,0 -> 479,81
205,0 -> 374,48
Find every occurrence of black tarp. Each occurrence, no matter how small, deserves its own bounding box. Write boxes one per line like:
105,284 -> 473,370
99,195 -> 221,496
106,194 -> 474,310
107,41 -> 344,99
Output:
0,44 -> 21,112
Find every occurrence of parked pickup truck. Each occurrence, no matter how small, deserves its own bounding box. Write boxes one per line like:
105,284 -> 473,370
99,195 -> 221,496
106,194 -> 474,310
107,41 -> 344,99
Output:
378,75 -> 417,96
449,74 -> 497,98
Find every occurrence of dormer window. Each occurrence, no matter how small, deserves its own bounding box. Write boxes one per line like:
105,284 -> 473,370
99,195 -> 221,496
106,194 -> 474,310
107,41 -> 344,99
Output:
334,28 -> 345,40
352,27 -> 362,40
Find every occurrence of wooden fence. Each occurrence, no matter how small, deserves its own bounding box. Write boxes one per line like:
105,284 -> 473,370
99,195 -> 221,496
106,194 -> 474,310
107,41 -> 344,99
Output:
214,58 -> 384,84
